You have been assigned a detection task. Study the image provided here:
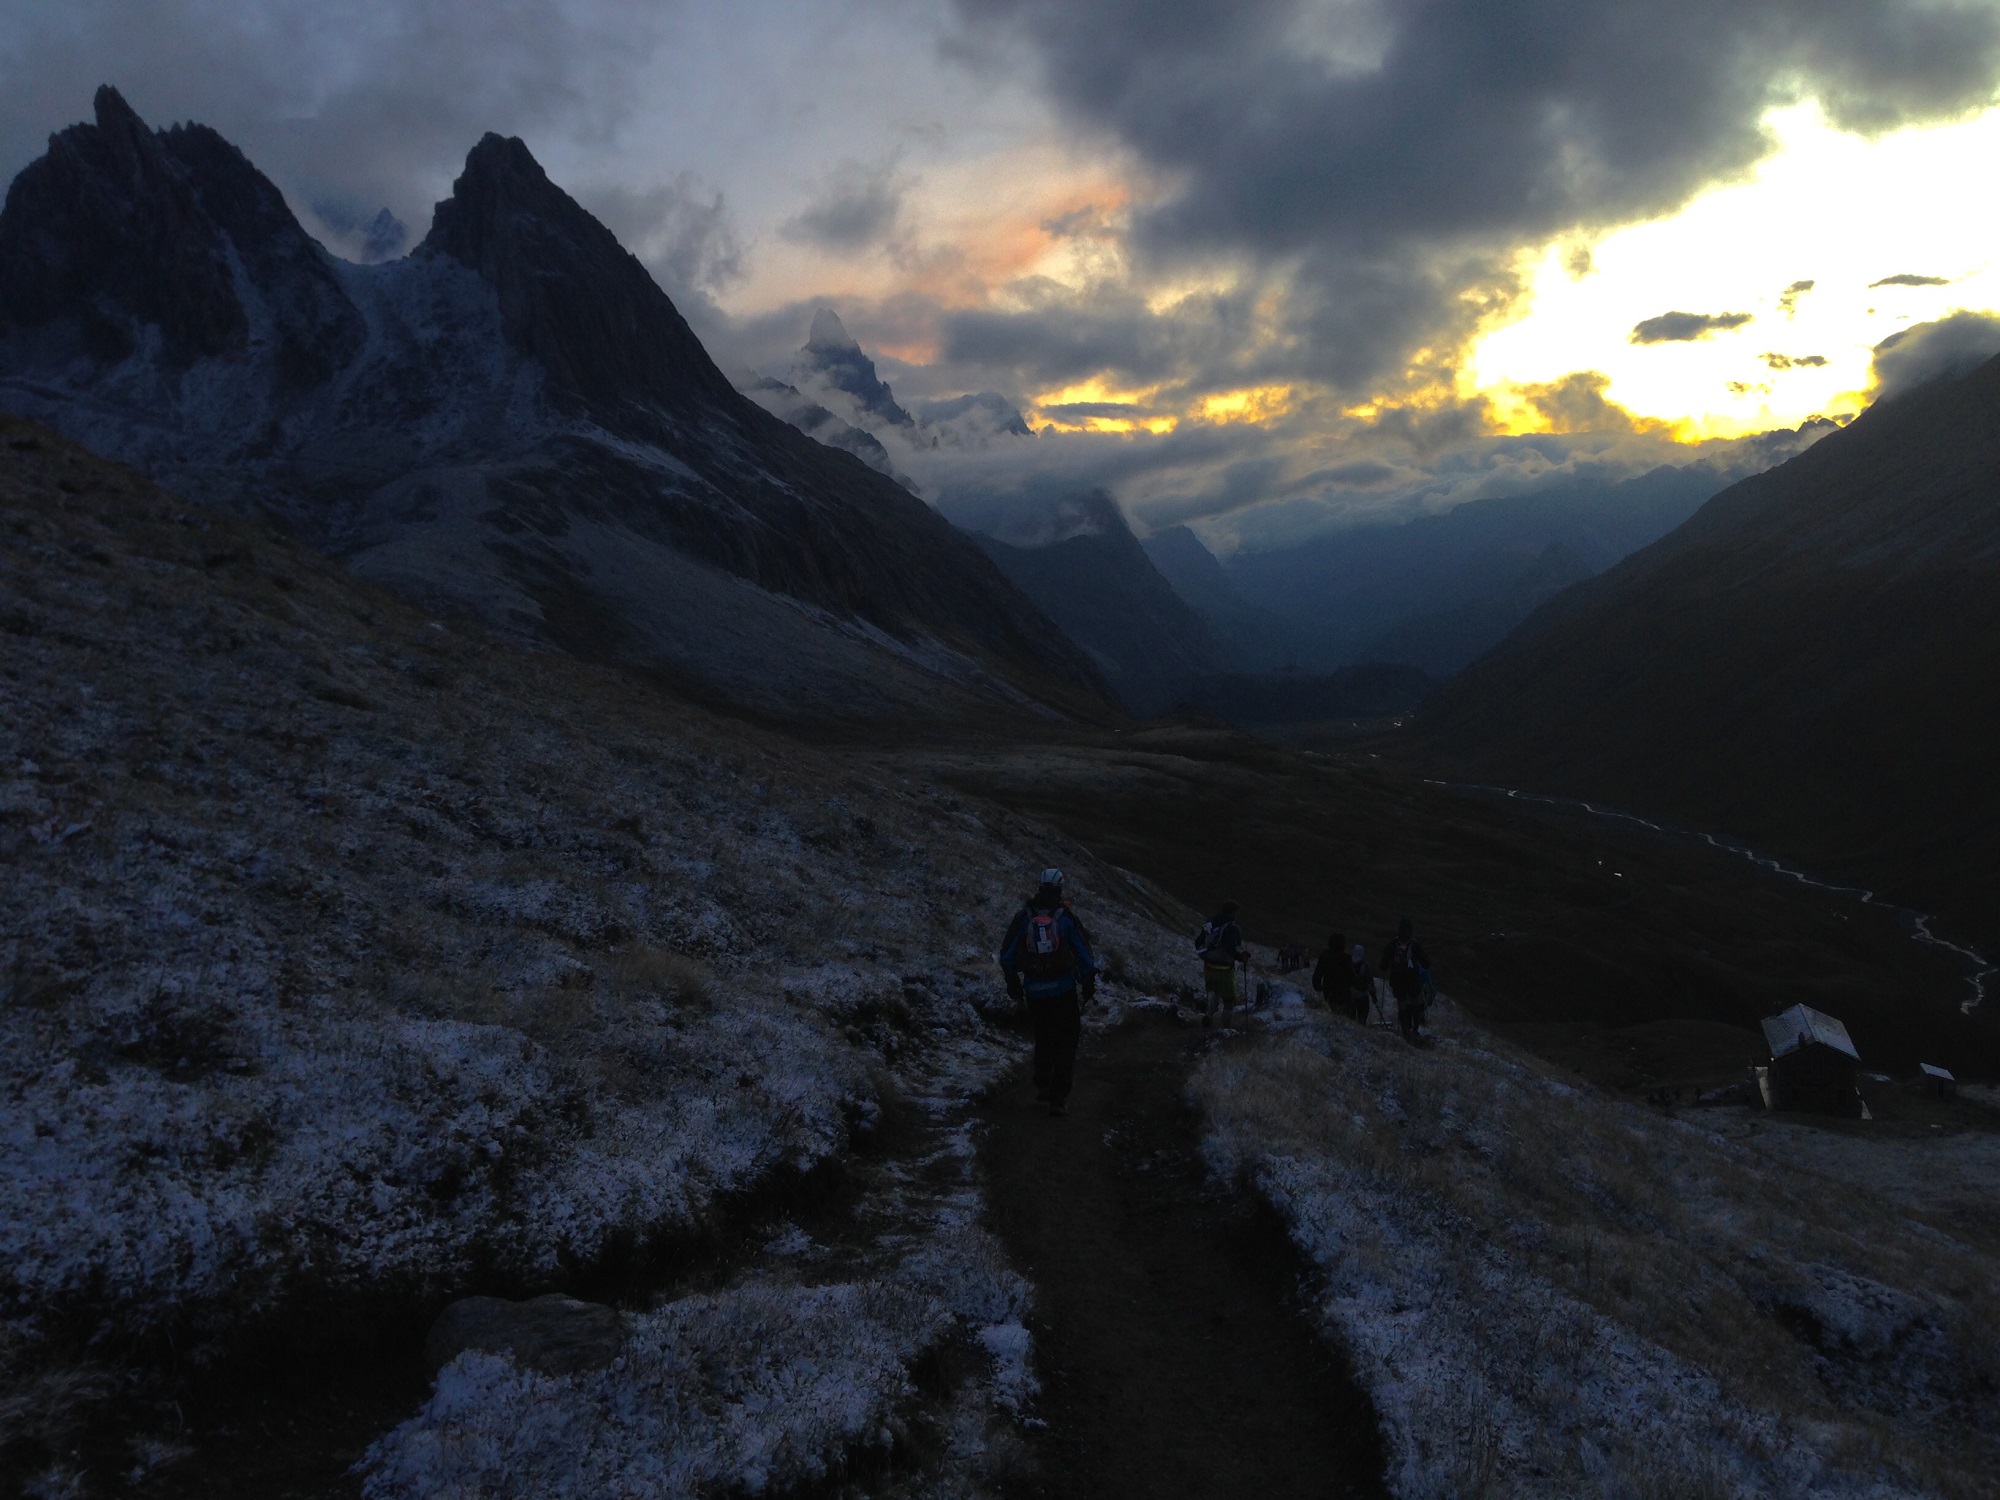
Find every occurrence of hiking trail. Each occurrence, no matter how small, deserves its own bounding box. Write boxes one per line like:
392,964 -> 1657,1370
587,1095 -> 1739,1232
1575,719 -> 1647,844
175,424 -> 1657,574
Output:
981,1006 -> 1385,1499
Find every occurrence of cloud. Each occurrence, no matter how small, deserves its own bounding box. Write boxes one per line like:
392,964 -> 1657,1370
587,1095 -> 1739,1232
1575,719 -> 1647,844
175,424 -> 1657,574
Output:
1514,372 -> 1670,435
781,157 -> 909,253
1777,278 -> 1815,316
1292,460 -> 1401,490
580,175 -> 746,328
0,1 -> 671,249
1868,272 -> 1951,287
1630,310 -> 1754,344
947,0 -> 2000,396
1758,352 -> 1828,370
1870,310 -> 2000,399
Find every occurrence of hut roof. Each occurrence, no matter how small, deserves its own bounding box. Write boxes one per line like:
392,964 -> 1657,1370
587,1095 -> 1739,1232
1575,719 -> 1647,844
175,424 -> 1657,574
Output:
1920,1062 -> 1956,1082
1761,1004 -> 1860,1063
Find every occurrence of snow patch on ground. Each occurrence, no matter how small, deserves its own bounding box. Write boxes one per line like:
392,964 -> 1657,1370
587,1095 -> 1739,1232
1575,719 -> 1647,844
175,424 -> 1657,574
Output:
1192,1004 -> 2000,1497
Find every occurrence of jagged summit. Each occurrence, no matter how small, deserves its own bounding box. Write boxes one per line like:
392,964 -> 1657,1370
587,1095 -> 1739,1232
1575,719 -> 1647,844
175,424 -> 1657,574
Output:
0,90 -> 1111,726
0,85 -> 362,381
422,131 -> 741,432
796,305 -> 913,427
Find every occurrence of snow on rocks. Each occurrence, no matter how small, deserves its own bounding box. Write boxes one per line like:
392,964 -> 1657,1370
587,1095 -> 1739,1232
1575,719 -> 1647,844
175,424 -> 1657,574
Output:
1192,1006 -> 2000,1497
0,422 -> 1191,1487
362,1280 -> 949,1499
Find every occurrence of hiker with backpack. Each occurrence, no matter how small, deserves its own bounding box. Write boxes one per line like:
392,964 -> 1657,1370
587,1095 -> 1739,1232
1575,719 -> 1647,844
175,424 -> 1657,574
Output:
999,868 -> 1097,1117
1194,901 -> 1245,1027
1310,931 -> 1347,1011
1381,917 -> 1432,1042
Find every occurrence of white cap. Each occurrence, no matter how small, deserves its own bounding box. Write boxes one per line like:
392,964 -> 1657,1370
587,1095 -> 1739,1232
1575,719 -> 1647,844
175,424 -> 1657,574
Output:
1040,867 -> 1064,887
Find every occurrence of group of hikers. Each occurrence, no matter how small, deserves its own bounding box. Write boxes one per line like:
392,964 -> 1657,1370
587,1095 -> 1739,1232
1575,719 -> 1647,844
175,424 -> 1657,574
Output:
997,867 -> 1435,1118
1197,902 -> 1433,1041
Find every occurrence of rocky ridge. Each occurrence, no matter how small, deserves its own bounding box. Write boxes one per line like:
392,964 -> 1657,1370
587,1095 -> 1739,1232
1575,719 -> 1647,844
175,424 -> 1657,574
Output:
0,89 -> 1108,728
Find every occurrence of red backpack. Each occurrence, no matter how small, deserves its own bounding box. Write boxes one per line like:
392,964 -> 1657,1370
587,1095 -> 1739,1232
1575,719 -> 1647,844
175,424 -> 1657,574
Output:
1020,907 -> 1072,980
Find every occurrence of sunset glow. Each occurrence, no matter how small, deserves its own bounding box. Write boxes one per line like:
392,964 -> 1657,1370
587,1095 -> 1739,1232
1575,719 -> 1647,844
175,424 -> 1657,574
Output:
1467,101 -> 2000,437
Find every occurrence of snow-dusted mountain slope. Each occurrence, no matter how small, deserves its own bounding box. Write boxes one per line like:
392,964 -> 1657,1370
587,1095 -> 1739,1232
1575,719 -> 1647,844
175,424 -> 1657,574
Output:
0,89 -> 1109,728
0,415 -> 1183,1492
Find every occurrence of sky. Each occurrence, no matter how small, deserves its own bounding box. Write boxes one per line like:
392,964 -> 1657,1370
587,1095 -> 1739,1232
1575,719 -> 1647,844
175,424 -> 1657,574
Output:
4,0 -> 2000,550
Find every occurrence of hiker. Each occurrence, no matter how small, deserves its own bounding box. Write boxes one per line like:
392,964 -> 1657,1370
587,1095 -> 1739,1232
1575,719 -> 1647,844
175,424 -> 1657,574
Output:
1194,901 -> 1244,1027
1348,941 -> 1375,1024
1309,931 -> 1347,1011
999,868 -> 1097,1117
1381,917 -> 1432,1042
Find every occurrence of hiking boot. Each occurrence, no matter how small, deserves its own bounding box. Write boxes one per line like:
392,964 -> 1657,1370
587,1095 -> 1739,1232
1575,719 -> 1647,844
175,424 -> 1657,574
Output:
1047,1102 -> 1068,1117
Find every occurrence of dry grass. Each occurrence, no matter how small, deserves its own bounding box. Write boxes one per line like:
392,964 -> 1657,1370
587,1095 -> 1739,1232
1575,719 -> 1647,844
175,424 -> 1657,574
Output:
1194,1003 -> 2000,1497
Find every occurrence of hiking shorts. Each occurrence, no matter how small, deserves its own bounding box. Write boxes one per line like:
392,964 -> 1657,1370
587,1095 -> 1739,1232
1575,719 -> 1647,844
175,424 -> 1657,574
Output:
1203,963 -> 1237,1005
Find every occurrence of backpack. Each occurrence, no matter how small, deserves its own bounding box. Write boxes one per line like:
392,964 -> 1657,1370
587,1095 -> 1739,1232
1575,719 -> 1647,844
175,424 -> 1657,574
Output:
1019,906 -> 1072,981
1195,918 -> 1231,961
1388,938 -> 1421,998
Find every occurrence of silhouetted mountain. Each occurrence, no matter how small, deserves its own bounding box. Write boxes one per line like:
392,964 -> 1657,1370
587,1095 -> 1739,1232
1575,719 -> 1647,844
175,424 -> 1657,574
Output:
1222,466 -> 1737,671
1363,539 -> 1595,676
1141,524 -> 1317,672
970,491 -> 1229,709
1170,664 -> 1438,728
1416,354 -> 2000,951
0,88 -> 1110,727
914,392 -> 1031,436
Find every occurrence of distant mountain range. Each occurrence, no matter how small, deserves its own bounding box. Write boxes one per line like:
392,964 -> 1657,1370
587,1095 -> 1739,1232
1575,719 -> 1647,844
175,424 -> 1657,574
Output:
1209,466 -> 1742,676
0,88 -> 1109,728
742,308 -> 1032,476
1416,354 -> 2000,952
969,490 -> 1229,710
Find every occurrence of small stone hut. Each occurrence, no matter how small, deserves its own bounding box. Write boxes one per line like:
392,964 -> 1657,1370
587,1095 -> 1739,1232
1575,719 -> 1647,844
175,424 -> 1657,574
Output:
1760,1004 -> 1863,1116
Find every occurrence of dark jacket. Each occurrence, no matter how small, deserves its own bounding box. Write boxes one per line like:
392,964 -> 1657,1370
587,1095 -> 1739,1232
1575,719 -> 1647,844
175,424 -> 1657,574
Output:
1000,895 -> 1097,1000
1310,946 -> 1342,997
1381,936 -> 1431,999
1196,913 -> 1243,968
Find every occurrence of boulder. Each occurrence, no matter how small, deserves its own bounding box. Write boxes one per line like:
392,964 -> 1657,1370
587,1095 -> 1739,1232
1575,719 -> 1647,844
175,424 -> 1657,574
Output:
425,1293 -> 627,1376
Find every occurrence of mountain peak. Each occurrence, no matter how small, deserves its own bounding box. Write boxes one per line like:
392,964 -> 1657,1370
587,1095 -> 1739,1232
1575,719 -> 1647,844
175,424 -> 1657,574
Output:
90,84 -> 152,157
807,307 -> 861,353
420,130 -> 741,431
796,308 -> 912,427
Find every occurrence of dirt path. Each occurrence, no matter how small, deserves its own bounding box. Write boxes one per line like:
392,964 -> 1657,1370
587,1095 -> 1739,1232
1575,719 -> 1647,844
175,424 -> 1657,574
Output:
980,1007 -> 1385,1499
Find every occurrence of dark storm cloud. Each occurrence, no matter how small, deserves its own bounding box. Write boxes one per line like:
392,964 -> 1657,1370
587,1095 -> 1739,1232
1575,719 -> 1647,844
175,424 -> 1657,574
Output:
1292,460 -> 1401,489
1870,310 -> 2000,398
949,0 -> 2000,392
1777,278 -> 1815,315
1869,272 -> 1952,287
1758,352 -> 1829,369
1630,310 -> 1755,344
781,158 -> 909,253
0,1 -> 670,251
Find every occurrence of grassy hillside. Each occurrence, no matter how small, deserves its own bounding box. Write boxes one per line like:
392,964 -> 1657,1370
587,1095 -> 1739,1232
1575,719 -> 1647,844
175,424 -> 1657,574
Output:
1412,358 -> 2000,956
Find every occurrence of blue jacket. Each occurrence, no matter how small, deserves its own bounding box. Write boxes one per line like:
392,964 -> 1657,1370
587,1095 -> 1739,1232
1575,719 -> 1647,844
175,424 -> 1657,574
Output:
999,898 -> 1097,1000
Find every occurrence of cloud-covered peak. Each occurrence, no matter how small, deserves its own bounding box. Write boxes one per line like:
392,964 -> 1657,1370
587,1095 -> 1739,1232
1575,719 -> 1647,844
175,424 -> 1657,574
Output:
1871,311 -> 2000,400
807,306 -> 861,353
